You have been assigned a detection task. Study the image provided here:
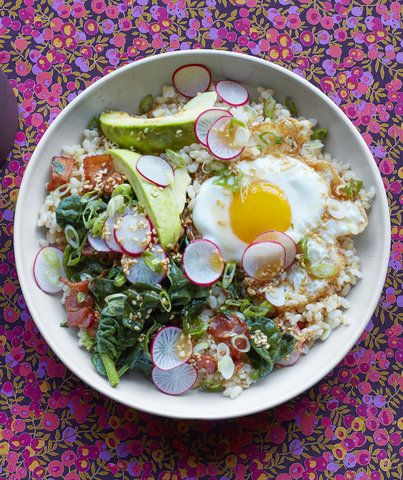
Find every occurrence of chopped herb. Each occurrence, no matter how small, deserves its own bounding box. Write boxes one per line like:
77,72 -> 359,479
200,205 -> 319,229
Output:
213,169 -> 244,193
165,149 -> 186,168
77,291 -> 86,303
142,250 -> 164,273
222,261 -> 237,289
285,96 -> 298,116
52,160 -> 64,175
343,179 -> 363,200
312,128 -> 328,140
258,131 -> 283,146
60,320 -> 68,327
139,94 -> 155,114
263,97 -> 276,120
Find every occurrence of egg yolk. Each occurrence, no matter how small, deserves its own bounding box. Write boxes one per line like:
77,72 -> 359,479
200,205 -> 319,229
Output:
229,182 -> 291,243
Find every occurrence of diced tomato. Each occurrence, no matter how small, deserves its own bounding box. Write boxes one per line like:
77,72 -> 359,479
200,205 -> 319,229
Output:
47,156 -> 75,191
194,354 -> 216,374
208,314 -> 250,359
83,154 -> 113,183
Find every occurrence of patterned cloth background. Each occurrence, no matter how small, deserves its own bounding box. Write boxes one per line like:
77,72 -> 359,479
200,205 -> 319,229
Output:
0,1 -> 402,479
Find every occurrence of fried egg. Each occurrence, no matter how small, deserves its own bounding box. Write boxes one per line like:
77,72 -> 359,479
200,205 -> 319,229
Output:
193,154 -> 328,262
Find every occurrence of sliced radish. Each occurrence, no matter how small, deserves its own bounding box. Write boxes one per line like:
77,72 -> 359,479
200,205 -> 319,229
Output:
194,108 -> 232,146
114,211 -> 152,256
151,326 -> 192,371
242,241 -> 285,281
215,80 -> 249,106
103,213 -> 123,253
172,64 -> 211,98
123,244 -> 167,284
182,239 -> 224,287
88,232 -> 111,252
277,350 -> 301,367
254,230 -> 297,269
206,116 -> 247,161
152,363 -> 197,395
33,246 -> 65,294
136,155 -> 174,188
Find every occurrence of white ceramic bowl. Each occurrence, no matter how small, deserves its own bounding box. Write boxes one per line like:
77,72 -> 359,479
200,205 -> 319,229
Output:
15,51 -> 390,419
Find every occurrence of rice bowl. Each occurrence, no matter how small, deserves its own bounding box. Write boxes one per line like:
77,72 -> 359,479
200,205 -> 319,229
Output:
15,51 -> 390,419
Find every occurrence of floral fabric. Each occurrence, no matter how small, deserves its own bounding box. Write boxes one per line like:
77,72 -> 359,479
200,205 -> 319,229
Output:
0,1 -> 401,479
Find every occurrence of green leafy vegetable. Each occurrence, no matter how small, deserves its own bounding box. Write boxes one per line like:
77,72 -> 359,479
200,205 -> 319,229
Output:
247,317 -> 295,377
139,94 -> 155,114
168,260 -> 209,306
182,299 -> 208,338
56,196 -> 82,229
312,128 -> 328,141
285,96 -> 298,116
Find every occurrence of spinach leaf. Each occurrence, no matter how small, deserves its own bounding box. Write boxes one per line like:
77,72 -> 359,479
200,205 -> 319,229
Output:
56,196 -> 82,229
168,260 -> 209,306
247,317 -> 295,378
182,298 -> 208,337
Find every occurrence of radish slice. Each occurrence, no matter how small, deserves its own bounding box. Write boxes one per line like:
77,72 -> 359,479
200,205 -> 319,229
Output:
194,108 -> 232,146
172,64 -> 211,98
215,80 -> 249,106
33,246 -> 65,294
151,326 -> 192,371
88,232 -> 111,252
103,213 -> 123,253
114,211 -> 152,256
182,239 -> 224,287
277,350 -> 301,367
206,116 -> 247,161
242,241 -> 285,281
136,155 -> 174,187
122,244 -> 167,284
254,230 -> 297,269
152,363 -> 197,395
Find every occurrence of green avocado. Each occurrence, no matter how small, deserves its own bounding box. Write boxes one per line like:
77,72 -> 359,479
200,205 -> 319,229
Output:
106,148 -> 190,249
100,91 -> 217,154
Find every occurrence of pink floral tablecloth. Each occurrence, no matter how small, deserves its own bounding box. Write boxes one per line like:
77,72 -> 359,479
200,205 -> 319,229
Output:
0,1 -> 401,479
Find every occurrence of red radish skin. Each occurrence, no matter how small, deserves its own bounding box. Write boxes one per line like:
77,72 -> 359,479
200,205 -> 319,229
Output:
254,230 -> 297,269
151,326 -> 191,371
242,241 -> 286,281
152,363 -> 197,396
182,239 -> 224,287
172,64 -> 211,98
33,246 -> 65,294
136,155 -> 174,187
103,214 -> 124,253
206,116 -> 245,161
88,232 -> 111,252
114,213 -> 152,257
194,108 -> 232,146
215,80 -> 249,106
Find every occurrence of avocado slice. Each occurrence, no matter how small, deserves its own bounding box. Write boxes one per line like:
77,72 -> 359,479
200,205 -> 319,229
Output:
107,148 -> 190,249
100,91 -> 217,154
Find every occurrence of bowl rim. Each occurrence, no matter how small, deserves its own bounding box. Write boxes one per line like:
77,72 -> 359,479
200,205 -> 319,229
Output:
14,50 -> 391,419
